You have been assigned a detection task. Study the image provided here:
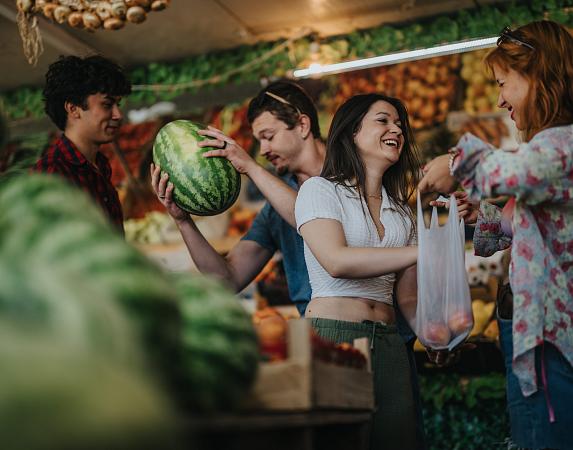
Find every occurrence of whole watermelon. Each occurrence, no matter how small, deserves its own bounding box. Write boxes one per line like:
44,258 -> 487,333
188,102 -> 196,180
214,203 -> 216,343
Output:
0,174 -> 182,391
0,175 -> 180,449
173,274 -> 259,411
153,120 -> 241,216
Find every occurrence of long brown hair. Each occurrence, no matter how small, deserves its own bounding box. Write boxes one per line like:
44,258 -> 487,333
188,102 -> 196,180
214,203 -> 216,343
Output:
485,20 -> 573,141
321,94 -> 421,237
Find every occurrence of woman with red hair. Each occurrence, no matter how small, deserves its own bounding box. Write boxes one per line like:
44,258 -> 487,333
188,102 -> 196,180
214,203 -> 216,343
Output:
420,20 -> 573,449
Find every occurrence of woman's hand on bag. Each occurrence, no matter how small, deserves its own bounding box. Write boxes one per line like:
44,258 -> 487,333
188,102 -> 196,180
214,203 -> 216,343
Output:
429,191 -> 480,224
425,342 -> 476,367
457,195 -> 480,225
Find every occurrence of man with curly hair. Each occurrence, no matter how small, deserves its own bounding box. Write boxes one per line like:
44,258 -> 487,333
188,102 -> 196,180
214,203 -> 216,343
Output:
33,55 -> 131,233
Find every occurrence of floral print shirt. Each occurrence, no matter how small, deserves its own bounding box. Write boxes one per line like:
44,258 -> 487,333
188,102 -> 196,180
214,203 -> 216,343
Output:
453,126 -> 573,397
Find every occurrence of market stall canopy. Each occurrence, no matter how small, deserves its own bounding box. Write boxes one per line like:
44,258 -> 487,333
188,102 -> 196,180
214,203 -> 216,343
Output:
0,0 -> 509,91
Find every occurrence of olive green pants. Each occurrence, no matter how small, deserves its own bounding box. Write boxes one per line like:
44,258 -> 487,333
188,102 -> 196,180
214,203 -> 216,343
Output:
310,318 -> 419,450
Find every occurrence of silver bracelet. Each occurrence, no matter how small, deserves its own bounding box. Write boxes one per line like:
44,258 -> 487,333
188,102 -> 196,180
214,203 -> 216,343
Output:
448,149 -> 460,176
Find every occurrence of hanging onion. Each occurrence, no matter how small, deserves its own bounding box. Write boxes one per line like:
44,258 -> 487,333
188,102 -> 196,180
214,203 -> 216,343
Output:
151,0 -> 169,12
103,17 -> 125,30
72,2 -> 86,12
126,0 -> 151,10
42,3 -> 58,20
68,11 -> 84,28
96,3 -> 112,21
83,11 -> 102,31
126,6 -> 146,24
111,1 -> 127,19
53,6 -> 72,24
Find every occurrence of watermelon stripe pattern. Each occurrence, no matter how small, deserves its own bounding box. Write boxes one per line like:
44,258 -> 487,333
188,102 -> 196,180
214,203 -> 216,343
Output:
0,173 -> 258,416
0,174 -> 182,392
173,274 -> 259,411
153,120 -> 241,216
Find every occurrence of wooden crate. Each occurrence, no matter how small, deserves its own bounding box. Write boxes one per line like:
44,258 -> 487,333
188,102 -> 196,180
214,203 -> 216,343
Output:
247,319 -> 374,411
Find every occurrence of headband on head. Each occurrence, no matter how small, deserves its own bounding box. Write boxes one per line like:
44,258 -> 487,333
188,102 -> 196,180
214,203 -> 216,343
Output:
264,91 -> 302,115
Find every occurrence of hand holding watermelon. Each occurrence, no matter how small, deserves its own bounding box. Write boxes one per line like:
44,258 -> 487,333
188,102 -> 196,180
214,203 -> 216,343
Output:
198,126 -> 257,175
152,120 -> 241,216
150,163 -> 190,223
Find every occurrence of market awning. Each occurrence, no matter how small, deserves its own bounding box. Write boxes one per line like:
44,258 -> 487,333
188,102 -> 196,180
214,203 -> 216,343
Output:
0,0 -> 509,91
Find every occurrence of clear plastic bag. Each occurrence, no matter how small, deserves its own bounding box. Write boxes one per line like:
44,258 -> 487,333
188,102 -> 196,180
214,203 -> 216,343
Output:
415,193 -> 474,350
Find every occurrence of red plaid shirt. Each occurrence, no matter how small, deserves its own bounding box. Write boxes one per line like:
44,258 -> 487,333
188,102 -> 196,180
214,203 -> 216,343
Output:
33,134 -> 124,233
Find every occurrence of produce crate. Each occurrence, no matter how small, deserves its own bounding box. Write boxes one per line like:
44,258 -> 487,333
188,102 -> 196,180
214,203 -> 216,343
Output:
247,319 -> 374,411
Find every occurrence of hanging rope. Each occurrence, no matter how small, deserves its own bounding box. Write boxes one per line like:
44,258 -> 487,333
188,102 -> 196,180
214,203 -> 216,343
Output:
16,7 -> 44,66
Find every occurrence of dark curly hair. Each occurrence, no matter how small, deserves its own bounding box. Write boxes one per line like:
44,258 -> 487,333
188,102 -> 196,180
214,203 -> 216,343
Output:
247,81 -> 321,139
43,55 -> 131,131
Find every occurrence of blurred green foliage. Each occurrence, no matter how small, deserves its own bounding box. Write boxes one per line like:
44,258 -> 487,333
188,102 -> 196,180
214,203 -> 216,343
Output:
420,373 -> 509,450
2,1 -> 573,120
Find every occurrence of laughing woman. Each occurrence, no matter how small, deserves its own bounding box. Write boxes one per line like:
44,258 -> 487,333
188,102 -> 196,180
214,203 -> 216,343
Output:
295,94 -> 422,450
419,21 -> 573,450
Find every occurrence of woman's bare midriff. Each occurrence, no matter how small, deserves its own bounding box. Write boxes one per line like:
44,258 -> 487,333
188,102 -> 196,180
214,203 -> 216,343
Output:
304,296 -> 396,324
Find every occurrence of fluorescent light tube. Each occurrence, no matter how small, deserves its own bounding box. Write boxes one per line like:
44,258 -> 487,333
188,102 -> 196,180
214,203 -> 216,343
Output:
293,36 -> 498,78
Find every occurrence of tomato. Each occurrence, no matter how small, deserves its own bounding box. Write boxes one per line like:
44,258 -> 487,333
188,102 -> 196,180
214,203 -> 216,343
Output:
423,321 -> 451,347
447,311 -> 474,336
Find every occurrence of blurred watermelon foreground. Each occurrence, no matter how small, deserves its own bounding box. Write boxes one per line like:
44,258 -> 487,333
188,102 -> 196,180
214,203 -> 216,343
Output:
0,173 -> 259,449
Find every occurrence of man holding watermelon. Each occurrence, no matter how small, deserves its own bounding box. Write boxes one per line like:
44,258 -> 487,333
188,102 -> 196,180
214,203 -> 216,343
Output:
152,81 -> 325,316
152,81 -> 429,448
33,55 -> 131,233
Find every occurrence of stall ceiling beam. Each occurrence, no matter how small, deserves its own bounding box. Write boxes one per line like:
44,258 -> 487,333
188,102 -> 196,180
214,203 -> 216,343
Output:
0,0 -> 98,56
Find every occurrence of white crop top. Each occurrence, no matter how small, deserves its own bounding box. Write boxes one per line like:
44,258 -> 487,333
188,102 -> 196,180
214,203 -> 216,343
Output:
295,176 -> 416,305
